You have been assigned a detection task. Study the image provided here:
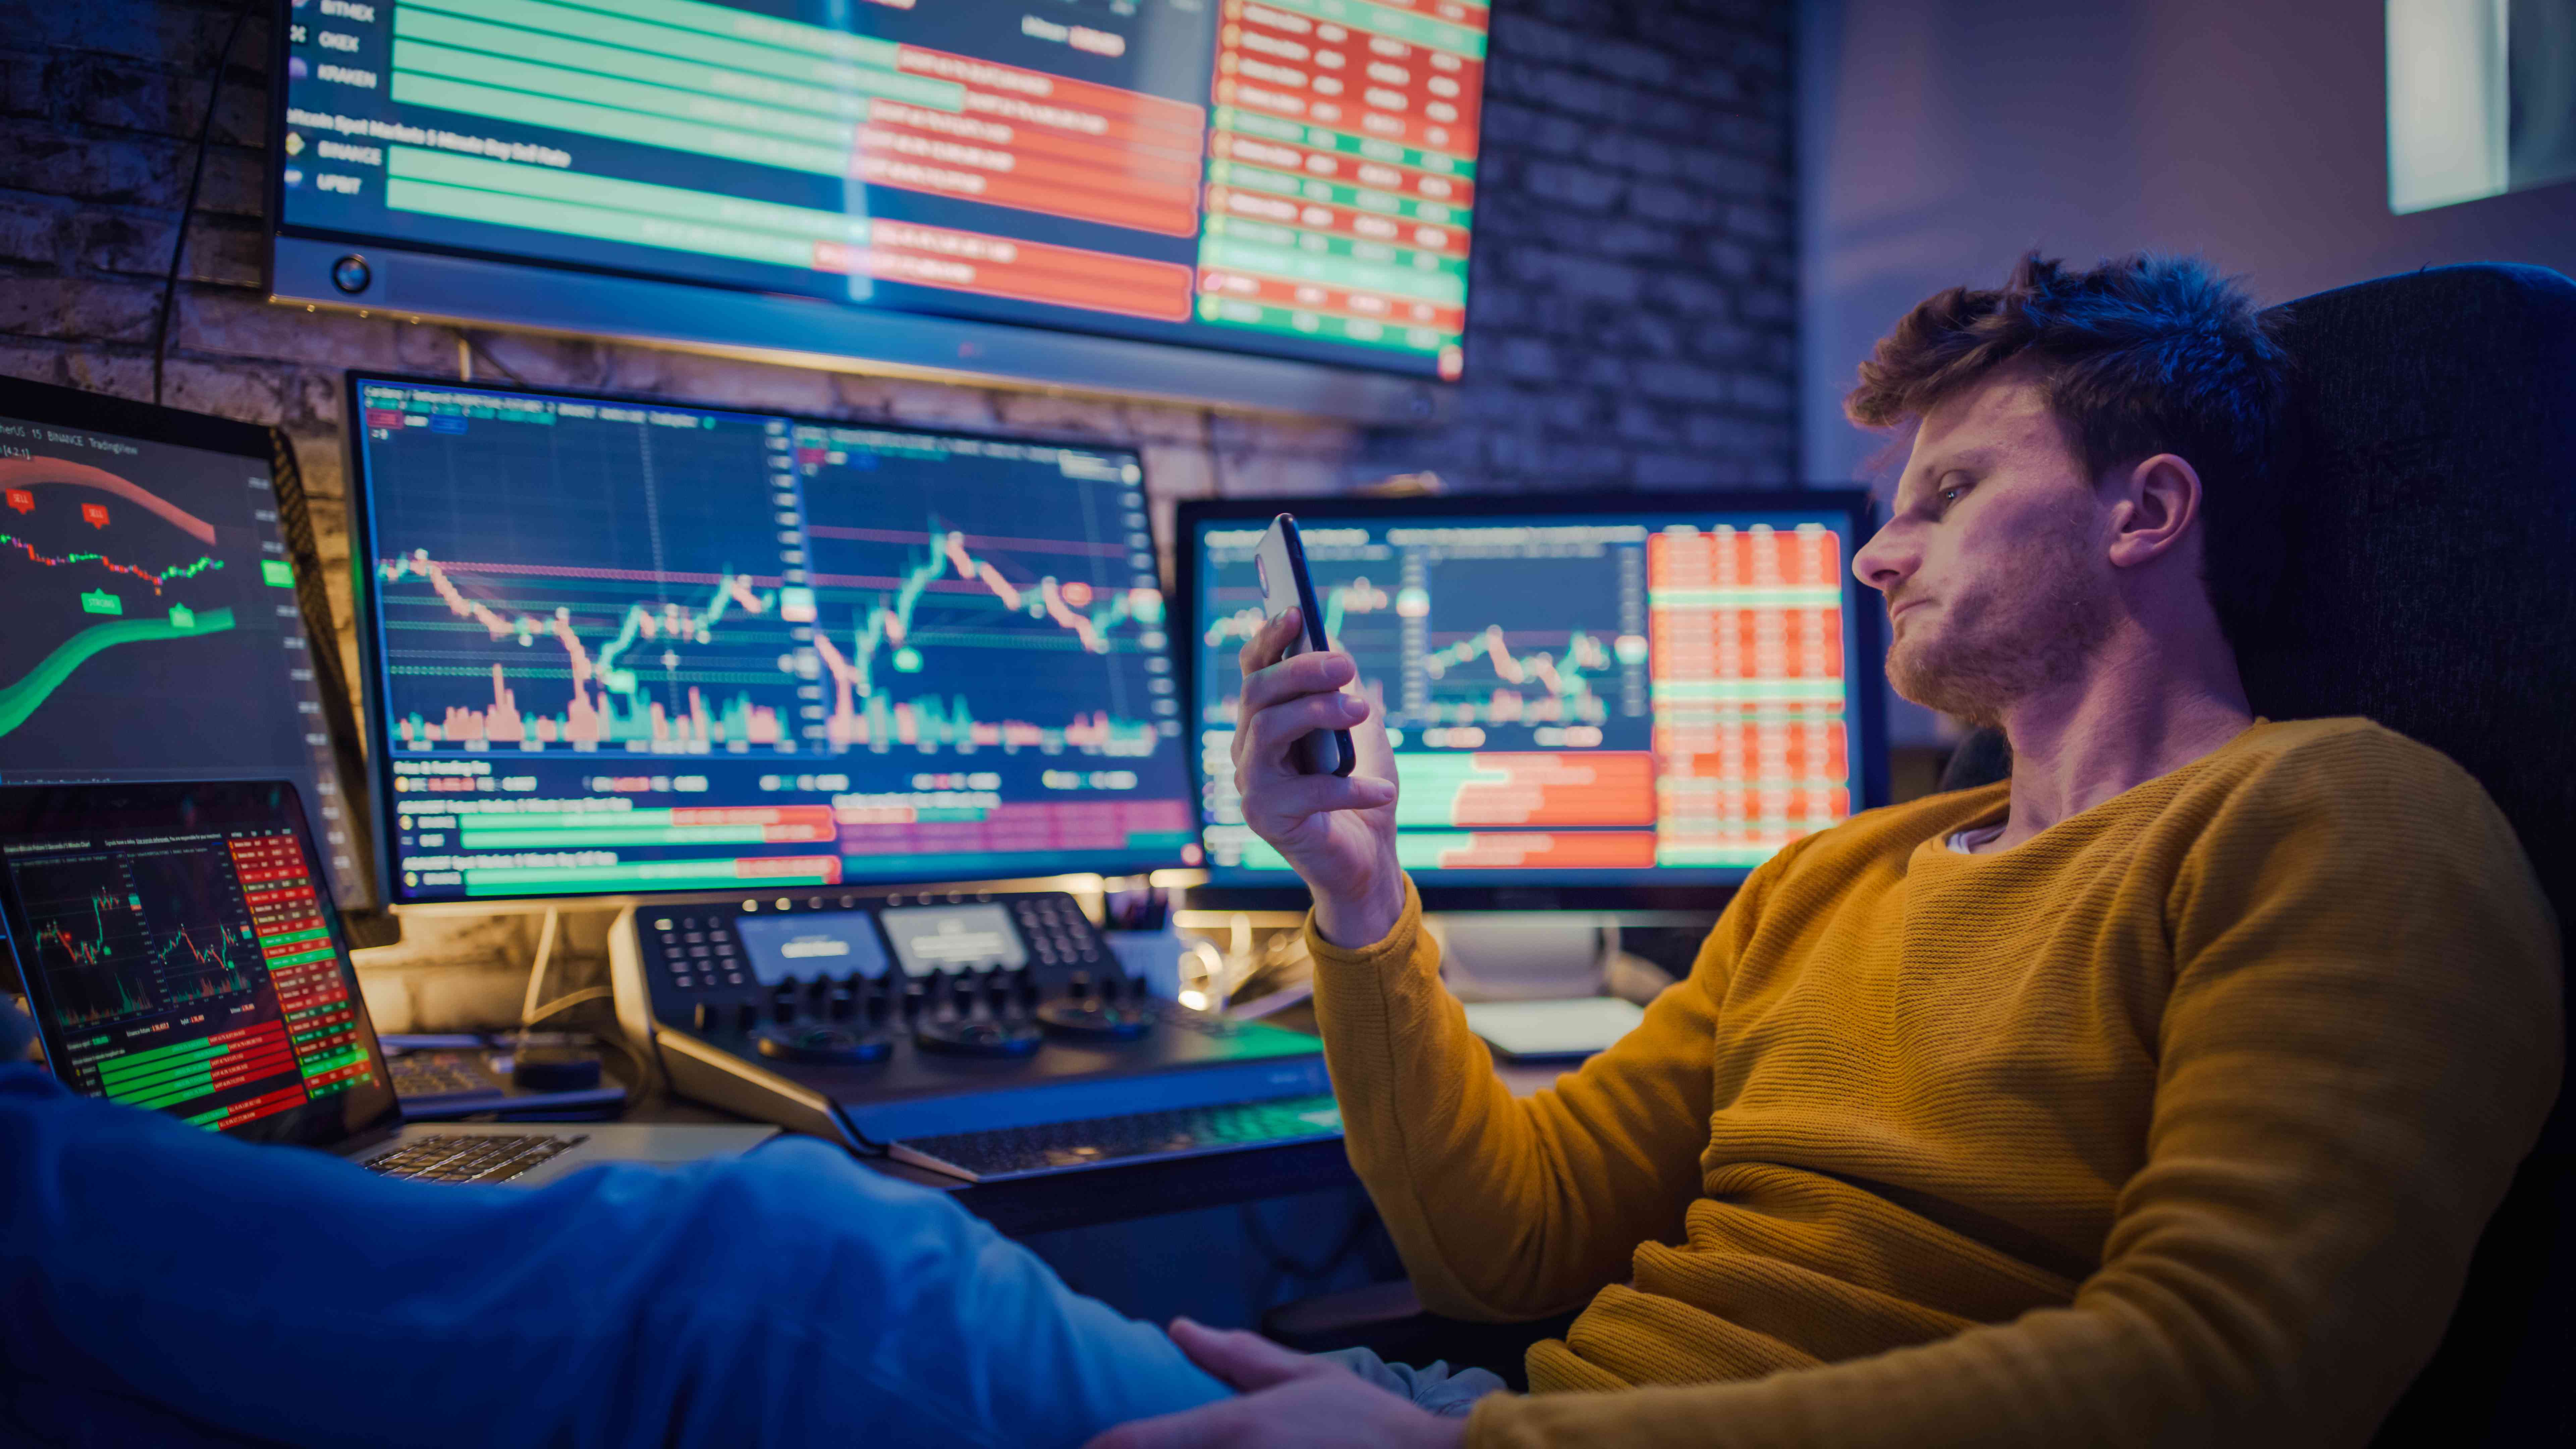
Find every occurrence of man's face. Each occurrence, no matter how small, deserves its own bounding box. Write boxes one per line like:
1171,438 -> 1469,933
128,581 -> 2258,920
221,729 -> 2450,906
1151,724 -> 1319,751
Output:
1849,362 -> 2116,729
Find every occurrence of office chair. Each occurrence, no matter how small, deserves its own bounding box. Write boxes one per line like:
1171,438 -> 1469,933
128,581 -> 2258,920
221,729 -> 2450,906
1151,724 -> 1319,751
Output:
1265,263 -> 2576,1441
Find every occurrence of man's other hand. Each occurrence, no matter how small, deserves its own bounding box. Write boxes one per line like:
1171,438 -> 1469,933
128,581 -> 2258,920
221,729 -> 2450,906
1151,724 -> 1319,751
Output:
1083,1319 -> 1468,1449
1232,608 -> 1406,948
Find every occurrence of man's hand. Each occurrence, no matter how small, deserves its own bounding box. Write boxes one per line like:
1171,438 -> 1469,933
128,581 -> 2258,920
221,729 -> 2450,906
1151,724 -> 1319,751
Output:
1084,1319 -> 1468,1449
1232,608 -> 1406,948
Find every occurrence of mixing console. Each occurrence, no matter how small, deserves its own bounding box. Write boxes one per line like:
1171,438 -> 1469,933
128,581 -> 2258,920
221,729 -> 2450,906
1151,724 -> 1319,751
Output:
610,888 -> 1331,1157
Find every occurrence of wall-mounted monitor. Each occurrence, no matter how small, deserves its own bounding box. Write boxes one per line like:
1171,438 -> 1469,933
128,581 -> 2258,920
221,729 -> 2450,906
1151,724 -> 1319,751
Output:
345,373 -> 1197,906
273,0 -> 1491,421
1177,492 -> 1889,911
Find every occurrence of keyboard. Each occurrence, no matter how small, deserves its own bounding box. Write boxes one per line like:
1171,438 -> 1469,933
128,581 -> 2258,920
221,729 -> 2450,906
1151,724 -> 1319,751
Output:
386,1052 -> 506,1103
363,1133 -> 585,1184
889,1095 -> 1344,1183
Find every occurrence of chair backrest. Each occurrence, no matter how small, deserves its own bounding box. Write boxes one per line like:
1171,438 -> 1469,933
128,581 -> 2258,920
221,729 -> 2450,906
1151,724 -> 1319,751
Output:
1940,262 -> 2576,1443
2255,263 -> 2576,1447
2240,265 -> 2576,1118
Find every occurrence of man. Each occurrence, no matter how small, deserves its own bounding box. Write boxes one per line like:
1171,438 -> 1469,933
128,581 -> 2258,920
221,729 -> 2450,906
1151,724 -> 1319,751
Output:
0,253 -> 2555,1449
1098,253 -> 2562,1448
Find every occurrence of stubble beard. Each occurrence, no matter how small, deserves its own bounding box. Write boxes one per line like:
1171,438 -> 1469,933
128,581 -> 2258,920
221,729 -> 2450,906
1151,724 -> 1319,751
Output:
1885,533 -> 2115,731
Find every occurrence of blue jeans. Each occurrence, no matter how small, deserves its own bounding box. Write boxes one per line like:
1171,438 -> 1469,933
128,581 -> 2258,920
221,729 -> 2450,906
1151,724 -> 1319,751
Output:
1320,1348 -> 1509,1417
2,1061 -> 1229,1448
0,1058 -> 1498,1448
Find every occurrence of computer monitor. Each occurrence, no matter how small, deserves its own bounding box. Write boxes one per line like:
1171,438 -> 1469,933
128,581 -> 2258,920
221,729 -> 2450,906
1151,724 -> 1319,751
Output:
1176,492 -> 1888,911
344,374 -> 1196,906
0,376 -> 374,914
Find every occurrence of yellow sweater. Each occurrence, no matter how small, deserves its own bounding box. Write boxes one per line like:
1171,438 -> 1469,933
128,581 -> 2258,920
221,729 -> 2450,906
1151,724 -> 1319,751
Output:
1306,719 -> 2561,1448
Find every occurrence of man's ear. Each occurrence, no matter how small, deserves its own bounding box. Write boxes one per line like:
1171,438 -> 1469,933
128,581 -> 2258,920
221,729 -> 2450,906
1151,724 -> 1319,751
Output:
2105,453 -> 2201,570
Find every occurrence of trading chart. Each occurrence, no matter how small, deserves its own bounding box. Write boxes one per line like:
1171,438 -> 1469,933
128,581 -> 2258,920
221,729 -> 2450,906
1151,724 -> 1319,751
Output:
361,386 -> 808,755
354,380 -> 1195,902
791,426 -> 1193,873
7,827 -> 376,1132
1192,512 -> 1856,883
281,0 -> 1489,378
0,406 -> 360,904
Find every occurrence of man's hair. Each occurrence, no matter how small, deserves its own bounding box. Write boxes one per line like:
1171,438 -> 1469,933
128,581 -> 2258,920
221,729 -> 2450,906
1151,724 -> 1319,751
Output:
1845,252 -> 2292,638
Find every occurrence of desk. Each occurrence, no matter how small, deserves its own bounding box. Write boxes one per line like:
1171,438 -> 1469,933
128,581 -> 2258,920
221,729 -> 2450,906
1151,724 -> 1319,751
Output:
631,1025 -> 1572,1238
865,1055 -> 1567,1237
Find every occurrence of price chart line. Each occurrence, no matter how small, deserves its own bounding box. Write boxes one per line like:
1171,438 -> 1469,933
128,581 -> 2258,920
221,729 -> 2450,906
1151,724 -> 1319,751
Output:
3,533 -> 224,593
1200,576 -> 1402,650
1419,626 -> 1614,726
810,522 -> 1157,753
814,522 -> 1147,699
379,549 -> 785,748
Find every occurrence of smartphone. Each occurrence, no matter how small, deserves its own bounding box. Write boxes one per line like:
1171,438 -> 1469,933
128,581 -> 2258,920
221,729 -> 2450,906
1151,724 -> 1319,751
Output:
1254,512 -> 1355,777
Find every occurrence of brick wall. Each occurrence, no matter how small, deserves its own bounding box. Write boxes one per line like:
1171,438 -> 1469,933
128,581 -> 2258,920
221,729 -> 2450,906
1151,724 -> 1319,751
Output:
0,0 -> 1797,1015
1373,0 -> 1801,488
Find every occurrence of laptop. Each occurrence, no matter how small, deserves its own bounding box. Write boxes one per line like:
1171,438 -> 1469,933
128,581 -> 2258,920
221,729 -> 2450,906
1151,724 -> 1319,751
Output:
0,780 -> 776,1185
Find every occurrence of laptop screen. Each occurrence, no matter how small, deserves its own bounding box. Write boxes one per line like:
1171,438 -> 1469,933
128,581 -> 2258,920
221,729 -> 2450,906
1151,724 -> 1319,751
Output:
0,780 -> 398,1147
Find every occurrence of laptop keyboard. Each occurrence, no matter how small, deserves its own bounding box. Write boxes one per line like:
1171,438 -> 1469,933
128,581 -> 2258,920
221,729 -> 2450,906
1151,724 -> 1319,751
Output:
363,1133 -> 584,1184
386,1053 -> 506,1102
892,1095 -> 1344,1183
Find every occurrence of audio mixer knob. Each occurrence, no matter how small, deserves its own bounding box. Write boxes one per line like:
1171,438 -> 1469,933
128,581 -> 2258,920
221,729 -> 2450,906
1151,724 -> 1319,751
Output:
734,1000 -> 759,1033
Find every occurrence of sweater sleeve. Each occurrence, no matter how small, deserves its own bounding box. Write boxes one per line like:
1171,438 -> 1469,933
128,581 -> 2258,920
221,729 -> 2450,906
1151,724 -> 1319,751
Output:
1462,733 -> 2564,1448
1308,864 -> 1776,1321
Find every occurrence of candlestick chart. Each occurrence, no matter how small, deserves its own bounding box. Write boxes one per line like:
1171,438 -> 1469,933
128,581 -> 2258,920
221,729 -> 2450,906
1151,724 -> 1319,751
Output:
1196,545 -> 1648,750
804,519 -> 1163,755
362,393 -> 813,759
376,550 -> 797,752
0,409 -> 358,906
0,455 -> 247,746
352,381 -> 1197,903
790,425 -> 1173,763
11,842 -> 270,1030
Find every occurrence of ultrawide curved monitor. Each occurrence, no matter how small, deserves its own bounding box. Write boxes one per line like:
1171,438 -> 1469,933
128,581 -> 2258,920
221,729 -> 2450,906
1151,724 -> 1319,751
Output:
1177,492 -> 1889,911
346,374 -> 1195,905
272,0 -> 1490,419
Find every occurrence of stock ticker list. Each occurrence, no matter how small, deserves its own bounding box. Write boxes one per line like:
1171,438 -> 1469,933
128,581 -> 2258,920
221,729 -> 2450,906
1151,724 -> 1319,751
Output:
1195,519 -> 1856,878
280,0 -> 1483,377
357,382 -> 1195,902
8,828 -> 375,1133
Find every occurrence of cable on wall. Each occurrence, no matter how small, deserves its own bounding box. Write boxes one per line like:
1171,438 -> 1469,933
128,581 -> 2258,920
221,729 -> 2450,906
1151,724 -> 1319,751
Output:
150,0 -> 259,407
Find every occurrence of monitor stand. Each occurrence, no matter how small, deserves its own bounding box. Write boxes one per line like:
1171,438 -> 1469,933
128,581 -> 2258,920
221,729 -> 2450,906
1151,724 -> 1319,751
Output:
1427,914 -> 1612,1002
